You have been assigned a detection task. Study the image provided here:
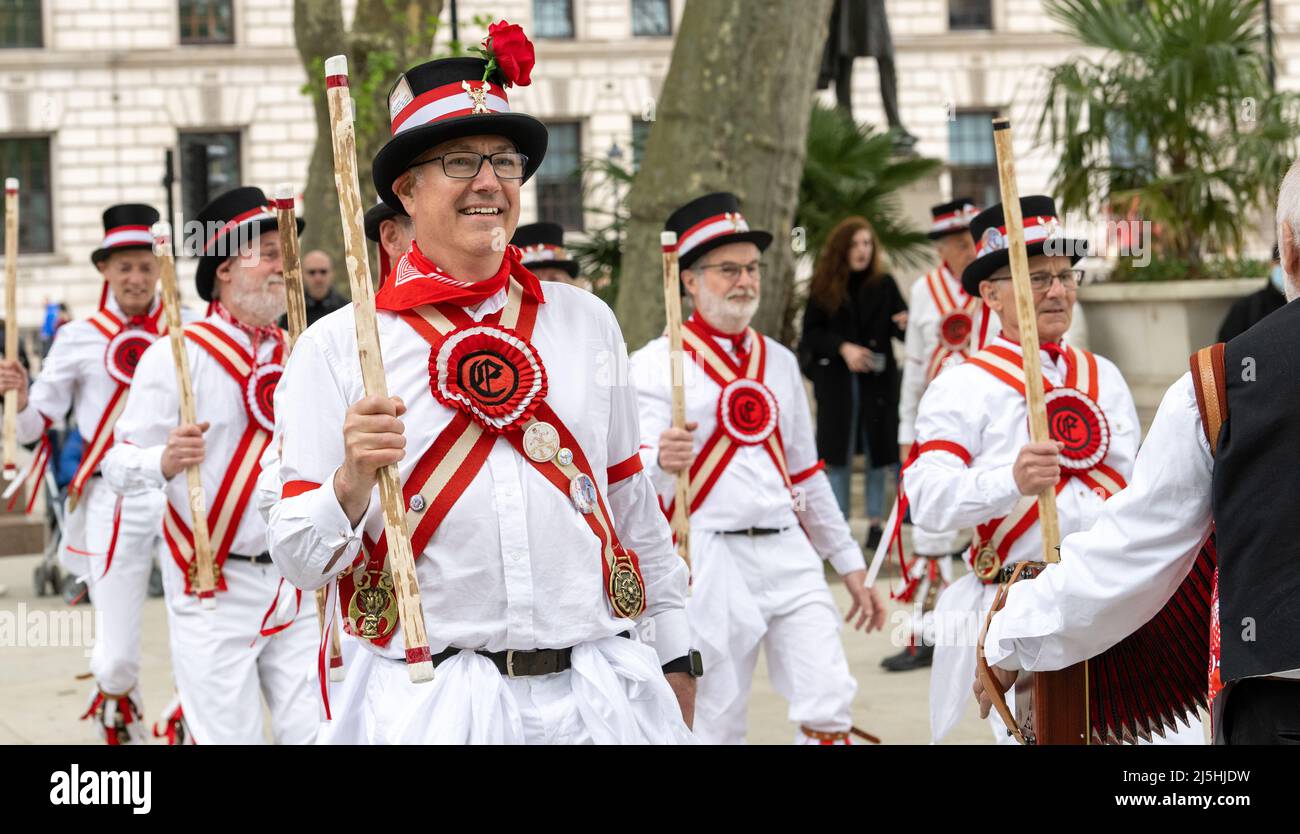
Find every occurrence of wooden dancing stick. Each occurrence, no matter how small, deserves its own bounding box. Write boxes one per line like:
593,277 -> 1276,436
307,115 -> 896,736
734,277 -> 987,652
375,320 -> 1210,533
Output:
660,232 -> 691,571
991,119 -> 1061,562
3,178 -> 19,480
324,55 -> 434,683
275,184 -> 345,682
154,222 -> 218,609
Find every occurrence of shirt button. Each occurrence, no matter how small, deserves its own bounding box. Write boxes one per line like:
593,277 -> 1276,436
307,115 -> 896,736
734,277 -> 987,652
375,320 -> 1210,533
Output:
409,494 -> 426,512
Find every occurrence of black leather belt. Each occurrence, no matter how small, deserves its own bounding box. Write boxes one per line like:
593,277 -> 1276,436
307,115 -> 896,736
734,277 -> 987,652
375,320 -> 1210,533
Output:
226,552 -> 273,564
435,632 -> 630,678
719,527 -> 789,537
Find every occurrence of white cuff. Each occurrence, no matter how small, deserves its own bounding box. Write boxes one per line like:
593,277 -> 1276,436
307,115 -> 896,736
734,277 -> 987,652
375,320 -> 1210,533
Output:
640,608 -> 691,666
828,544 -> 866,576
309,470 -> 369,548
897,424 -> 916,445
15,405 -> 49,445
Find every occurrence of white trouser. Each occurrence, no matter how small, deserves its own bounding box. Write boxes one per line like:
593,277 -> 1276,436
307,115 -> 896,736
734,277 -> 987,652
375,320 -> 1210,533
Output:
318,635 -> 694,744
65,479 -> 165,697
160,554 -> 319,744
689,527 -> 857,744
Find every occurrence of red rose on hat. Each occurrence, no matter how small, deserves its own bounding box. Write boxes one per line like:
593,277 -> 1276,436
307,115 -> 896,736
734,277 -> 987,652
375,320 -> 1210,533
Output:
484,20 -> 534,87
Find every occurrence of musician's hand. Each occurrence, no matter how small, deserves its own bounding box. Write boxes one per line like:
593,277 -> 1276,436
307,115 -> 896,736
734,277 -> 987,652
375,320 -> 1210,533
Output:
335,395 -> 406,526
973,663 -> 1018,719
0,359 -> 29,412
839,342 -> 874,374
1013,440 -> 1064,495
665,672 -> 696,730
657,421 -> 698,474
843,569 -> 886,632
161,422 -> 210,480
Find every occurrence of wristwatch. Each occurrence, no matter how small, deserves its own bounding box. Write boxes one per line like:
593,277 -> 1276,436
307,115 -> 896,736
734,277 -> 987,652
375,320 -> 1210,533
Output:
662,649 -> 704,678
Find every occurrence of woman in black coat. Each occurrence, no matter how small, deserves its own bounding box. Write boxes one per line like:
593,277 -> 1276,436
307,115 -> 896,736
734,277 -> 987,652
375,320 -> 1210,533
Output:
799,216 -> 907,547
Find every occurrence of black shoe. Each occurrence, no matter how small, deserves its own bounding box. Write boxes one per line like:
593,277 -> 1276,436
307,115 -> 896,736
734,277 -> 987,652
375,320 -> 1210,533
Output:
865,525 -> 884,551
148,563 -> 164,598
880,644 -> 933,672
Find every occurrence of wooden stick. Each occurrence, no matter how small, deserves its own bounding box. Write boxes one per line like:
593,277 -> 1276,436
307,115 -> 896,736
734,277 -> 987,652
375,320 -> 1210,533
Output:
275,183 -> 344,682
324,55 -> 433,683
660,232 -> 691,571
3,178 -> 19,480
991,120 -> 1061,562
153,222 -> 217,609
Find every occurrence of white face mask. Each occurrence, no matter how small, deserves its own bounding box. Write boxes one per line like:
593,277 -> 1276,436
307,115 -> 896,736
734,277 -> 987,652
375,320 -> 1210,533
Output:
1270,264 -> 1286,293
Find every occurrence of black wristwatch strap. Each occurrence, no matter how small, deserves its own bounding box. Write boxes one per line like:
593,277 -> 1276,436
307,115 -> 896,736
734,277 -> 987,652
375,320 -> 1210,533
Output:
662,649 -> 704,678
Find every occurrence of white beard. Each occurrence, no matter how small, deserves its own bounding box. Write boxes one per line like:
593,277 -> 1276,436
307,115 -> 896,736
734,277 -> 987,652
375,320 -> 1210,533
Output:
226,283 -> 287,326
694,286 -> 759,333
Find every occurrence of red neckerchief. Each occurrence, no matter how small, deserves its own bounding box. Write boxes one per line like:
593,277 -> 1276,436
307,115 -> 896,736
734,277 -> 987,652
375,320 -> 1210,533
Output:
213,300 -> 283,364
688,311 -> 749,359
113,296 -> 164,334
375,242 -> 544,312
997,332 -> 1064,363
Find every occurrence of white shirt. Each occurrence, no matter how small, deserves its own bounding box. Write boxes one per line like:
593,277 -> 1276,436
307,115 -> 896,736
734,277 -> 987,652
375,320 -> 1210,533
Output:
898,265 -> 998,445
905,335 -> 1141,567
629,330 -> 864,577
264,282 -> 691,664
103,312 -> 280,558
15,293 -> 167,444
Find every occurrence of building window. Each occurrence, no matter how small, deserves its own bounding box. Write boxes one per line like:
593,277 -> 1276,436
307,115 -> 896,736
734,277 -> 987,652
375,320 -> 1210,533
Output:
631,118 -> 652,171
533,0 -> 575,39
0,0 -> 43,48
949,110 -> 1000,210
632,0 -> 671,37
949,0 -> 992,31
179,0 -> 234,45
179,131 -> 241,225
0,137 -> 53,254
537,122 -> 583,231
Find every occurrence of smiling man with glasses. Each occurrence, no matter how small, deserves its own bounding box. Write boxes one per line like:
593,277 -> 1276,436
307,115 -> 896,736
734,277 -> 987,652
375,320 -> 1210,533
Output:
265,30 -> 696,745
901,196 -> 1202,745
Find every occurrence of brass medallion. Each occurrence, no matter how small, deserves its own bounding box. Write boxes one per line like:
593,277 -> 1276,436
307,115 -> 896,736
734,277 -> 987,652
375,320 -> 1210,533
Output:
348,570 -> 398,640
609,564 -> 645,619
973,544 -> 1001,582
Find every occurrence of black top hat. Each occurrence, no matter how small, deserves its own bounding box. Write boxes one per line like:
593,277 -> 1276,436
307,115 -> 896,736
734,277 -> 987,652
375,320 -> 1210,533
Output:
364,200 -> 404,243
372,57 -> 549,212
511,222 -> 579,278
90,204 -> 161,265
664,192 -> 773,271
961,195 -> 1085,296
928,197 -> 979,240
193,186 -> 304,302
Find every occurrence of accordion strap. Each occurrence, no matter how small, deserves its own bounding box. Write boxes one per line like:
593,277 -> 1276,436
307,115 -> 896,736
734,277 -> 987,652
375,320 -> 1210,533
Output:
1190,343 -> 1227,457
976,561 -> 1037,745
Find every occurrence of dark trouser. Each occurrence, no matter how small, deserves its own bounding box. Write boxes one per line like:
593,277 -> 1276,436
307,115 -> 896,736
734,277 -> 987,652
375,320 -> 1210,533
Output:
1222,678 -> 1300,744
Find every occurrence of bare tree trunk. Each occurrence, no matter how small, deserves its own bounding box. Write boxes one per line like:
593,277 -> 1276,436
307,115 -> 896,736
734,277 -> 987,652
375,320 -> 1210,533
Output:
614,0 -> 835,350
295,0 -> 444,285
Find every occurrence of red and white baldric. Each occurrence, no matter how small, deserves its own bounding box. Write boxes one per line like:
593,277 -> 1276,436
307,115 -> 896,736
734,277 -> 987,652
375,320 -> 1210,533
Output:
389,79 -> 511,135
922,263 -> 990,382
678,212 -> 751,265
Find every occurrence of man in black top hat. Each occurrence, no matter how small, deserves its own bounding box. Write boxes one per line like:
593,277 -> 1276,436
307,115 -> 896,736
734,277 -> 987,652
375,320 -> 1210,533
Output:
512,221 -> 589,290
0,204 -> 175,743
266,22 -> 696,744
103,186 -> 319,744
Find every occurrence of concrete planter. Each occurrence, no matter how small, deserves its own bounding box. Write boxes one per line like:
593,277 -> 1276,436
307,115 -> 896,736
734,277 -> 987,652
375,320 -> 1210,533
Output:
1078,278 -> 1263,429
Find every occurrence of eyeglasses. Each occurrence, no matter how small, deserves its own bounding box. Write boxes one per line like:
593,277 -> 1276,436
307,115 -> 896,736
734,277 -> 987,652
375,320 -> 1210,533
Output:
694,261 -> 762,282
408,151 -> 529,181
987,268 -> 1084,293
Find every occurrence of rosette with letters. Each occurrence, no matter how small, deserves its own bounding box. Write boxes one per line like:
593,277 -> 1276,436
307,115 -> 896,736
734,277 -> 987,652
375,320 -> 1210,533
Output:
430,323 -> 548,433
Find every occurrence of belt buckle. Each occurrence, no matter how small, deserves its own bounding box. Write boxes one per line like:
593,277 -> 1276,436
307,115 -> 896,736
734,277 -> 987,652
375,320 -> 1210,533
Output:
505,649 -> 522,678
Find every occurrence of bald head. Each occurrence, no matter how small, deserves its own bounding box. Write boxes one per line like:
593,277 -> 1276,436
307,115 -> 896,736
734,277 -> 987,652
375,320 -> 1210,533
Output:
302,250 -> 333,300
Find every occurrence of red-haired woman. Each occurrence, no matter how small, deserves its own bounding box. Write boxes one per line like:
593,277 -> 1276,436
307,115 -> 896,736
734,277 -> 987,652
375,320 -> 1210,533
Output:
799,217 -> 907,547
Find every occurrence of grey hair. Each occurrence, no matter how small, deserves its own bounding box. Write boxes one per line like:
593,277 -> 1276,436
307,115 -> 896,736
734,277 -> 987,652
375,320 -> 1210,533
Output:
1276,158 -> 1300,257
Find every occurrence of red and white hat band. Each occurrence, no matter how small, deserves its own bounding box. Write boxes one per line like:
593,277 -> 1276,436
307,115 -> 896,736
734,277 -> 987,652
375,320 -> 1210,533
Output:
931,205 -> 978,234
679,212 -> 750,260
519,243 -> 566,264
391,80 -> 512,137
101,225 -> 154,250
975,214 -> 1062,258
203,206 -> 276,254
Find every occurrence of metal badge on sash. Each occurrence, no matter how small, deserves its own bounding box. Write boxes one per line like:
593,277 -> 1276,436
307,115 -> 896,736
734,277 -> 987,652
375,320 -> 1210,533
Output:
187,558 -> 223,592
105,329 -> 159,385
569,473 -> 598,514
973,544 -> 1000,582
717,378 -> 779,445
347,570 -> 398,641
609,562 -> 645,619
244,363 -> 283,433
939,310 -> 973,351
556,447 -> 573,467
522,421 -> 560,463
1043,387 -> 1110,471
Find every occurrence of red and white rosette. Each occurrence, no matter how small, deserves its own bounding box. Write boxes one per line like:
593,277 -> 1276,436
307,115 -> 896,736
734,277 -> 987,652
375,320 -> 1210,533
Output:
244,363 -> 283,433
430,323 -> 548,433
939,310 -> 973,350
717,378 -> 779,445
1044,387 -> 1109,471
104,329 -> 159,385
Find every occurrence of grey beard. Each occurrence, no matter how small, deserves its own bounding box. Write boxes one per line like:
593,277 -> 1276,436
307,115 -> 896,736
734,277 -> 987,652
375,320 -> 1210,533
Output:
695,289 -> 759,333
227,285 -> 287,326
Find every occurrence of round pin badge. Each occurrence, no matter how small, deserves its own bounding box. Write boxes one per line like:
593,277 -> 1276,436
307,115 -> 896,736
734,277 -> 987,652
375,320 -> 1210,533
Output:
569,473 -> 598,514
717,378 -> 779,445
244,363 -> 283,433
104,329 -> 159,385
1044,387 -> 1110,471
522,421 -> 560,463
556,448 -> 573,467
